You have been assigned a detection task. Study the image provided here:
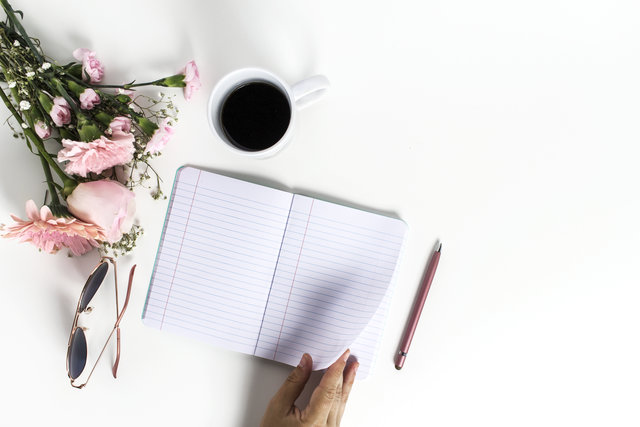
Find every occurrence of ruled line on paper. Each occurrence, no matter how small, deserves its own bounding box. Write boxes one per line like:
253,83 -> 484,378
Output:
171,191 -> 290,226
280,220 -> 402,259
288,207 -> 406,241
273,199 -> 315,359
144,167 -> 295,357
160,169 -> 201,329
262,195 -> 407,370
175,179 -> 293,214
253,194 -> 296,357
143,167 -> 407,376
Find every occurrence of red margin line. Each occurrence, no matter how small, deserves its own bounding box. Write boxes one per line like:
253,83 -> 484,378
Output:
273,199 -> 314,359
160,170 -> 201,328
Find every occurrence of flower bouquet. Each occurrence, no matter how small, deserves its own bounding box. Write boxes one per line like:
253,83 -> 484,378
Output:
0,0 -> 200,256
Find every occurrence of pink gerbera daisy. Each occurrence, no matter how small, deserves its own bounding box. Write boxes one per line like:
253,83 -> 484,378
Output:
2,200 -> 106,256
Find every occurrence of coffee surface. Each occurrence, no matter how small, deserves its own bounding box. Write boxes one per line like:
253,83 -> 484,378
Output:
220,82 -> 291,151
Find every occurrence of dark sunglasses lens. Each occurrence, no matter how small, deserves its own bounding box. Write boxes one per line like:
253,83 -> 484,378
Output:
79,262 -> 109,311
68,328 -> 87,380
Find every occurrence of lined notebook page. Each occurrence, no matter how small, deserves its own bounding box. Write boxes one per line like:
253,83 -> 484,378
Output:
142,167 -> 293,355
347,262 -> 400,379
254,194 -> 407,373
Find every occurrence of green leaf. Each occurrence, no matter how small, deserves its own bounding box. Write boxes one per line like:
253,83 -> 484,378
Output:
133,115 -> 158,136
115,94 -> 131,103
94,111 -> 113,126
38,93 -> 54,113
77,114 -> 102,141
156,74 -> 186,88
67,80 -> 86,97
67,63 -> 83,79
59,128 -> 75,140
78,123 -> 102,141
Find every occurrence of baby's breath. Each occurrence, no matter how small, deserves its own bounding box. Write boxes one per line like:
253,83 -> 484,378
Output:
0,3 -> 196,258
100,225 -> 144,257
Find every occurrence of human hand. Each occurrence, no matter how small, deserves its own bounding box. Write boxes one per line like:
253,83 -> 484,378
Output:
260,349 -> 358,427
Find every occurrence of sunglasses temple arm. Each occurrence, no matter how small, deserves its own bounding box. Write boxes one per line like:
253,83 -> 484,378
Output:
82,264 -> 137,386
112,328 -> 121,378
112,264 -> 136,378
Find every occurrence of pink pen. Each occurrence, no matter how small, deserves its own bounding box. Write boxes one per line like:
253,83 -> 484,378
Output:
395,243 -> 441,370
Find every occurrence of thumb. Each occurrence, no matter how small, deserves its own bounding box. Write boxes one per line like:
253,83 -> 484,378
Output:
273,353 -> 312,412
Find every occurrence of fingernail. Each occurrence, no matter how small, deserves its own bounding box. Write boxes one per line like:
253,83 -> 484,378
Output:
354,362 -> 360,372
341,349 -> 350,363
298,353 -> 308,369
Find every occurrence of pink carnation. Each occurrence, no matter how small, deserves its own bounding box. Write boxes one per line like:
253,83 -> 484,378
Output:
73,48 -> 104,83
57,131 -> 135,177
35,120 -> 51,139
79,88 -> 101,110
182,60 -> 201,101
50,96 -> 71,126
109,116 -> 132,134
2,200 -> 106,256
145,118 -> 174,154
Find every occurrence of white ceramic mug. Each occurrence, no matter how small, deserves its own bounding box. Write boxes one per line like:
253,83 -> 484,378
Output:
207,67 -> 329,158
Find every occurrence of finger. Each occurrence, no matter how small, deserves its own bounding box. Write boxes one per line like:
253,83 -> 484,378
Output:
272,353 -> 312,413
327,362 -> 344,426
305,349 -> 350,424
337,360 -> 359,421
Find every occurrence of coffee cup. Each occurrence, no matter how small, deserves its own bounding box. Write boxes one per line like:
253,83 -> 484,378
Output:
207,67 -> 329,158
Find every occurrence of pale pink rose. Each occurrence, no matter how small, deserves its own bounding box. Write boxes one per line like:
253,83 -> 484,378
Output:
79,88 -> 101,110
50,96 -> 71,126
67,180 -> 136,243
73,48 -> 104,83
35,120 -> 51,139
182,60 -> 201,101
2,200 -> 105,256
57,131 -> 135,177
109,116 -> 132,134
145,118 -> 174,154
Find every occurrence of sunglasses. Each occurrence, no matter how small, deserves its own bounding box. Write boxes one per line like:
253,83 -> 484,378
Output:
66,257 -> 136,389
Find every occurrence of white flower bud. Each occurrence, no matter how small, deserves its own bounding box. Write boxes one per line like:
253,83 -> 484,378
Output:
13,40 -> 20,47
42,62 -> 52,70
19,100 -> 31,111
21,122 -> 28,129
26,71 -> 35,78
8,81 -> 16,88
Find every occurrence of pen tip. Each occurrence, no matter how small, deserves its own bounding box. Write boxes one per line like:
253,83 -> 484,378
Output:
395,365 -> 402,370
437,243 -> 442,252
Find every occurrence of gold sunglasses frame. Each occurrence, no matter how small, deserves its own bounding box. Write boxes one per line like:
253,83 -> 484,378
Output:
66,256 -> 136,389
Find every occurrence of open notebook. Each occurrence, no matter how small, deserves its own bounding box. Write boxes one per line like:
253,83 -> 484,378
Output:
142,166 -> 407,379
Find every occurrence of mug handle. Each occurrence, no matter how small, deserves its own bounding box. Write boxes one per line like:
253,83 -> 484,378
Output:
291,75 -> 330,110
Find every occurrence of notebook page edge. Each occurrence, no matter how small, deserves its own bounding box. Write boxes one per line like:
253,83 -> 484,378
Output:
348,220 -> 408,380
142,165 -> 192,324
265,194 -> 408,371
142,166 -> 294,356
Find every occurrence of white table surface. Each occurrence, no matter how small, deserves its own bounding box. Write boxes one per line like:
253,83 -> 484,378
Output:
1,1 -> 639,426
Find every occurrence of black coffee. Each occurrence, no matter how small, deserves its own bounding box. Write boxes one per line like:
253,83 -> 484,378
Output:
220,81 -> 291,151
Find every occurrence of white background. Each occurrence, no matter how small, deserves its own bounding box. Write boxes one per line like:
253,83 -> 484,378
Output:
1,1 -> 639,426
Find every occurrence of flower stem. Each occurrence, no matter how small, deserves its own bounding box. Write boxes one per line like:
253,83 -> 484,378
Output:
89,79 -> 162,89
38,152 -> 60,204
0,0 -> 43,63
0,87 -> 76,195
